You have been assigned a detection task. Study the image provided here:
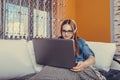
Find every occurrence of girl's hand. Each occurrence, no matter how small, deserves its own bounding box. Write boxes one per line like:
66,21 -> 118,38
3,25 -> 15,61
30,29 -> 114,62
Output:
71,61 -> 86,72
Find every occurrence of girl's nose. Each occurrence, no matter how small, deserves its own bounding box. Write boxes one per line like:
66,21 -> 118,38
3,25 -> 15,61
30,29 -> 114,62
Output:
65,32 -> 68,35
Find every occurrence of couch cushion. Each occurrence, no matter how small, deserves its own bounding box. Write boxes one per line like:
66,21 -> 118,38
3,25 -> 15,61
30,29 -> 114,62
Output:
27,41 -> 44,73
0,40 -> 35,79
86,41 -> 116,72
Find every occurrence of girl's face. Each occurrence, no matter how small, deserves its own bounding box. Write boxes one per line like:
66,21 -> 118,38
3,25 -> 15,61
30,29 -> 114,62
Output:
62,24 -> 74,39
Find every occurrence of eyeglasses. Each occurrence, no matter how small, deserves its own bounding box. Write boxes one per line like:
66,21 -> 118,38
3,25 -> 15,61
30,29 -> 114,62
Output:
62,30 -> 73,34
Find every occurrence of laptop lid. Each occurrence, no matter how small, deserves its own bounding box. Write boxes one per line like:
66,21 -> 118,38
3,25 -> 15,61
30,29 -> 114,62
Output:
32,38 -> 76,69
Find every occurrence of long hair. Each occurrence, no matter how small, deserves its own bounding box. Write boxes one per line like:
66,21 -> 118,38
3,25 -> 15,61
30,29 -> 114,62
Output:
60,19 -> 79,57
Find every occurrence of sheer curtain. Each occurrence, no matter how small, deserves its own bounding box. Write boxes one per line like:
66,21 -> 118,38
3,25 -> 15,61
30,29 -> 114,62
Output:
0,0 -> 66,40
52,0 -> 66,38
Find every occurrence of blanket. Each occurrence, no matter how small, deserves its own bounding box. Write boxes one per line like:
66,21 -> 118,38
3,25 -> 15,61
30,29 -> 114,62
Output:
23,66 -> 106,80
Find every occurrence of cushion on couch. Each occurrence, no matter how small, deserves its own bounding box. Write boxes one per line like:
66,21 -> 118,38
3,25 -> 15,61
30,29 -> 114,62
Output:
0,40 -> 35,79
27,41 -> 44,73
86,41 -> 116,72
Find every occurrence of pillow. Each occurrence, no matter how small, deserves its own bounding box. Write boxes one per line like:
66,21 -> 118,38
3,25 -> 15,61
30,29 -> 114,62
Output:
27,41 -> 44,73
86,41 -> 116,72
0,40 -> 35,79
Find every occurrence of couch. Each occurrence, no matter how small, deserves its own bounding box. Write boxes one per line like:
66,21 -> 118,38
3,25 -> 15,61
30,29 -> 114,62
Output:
0,40 -> 120,80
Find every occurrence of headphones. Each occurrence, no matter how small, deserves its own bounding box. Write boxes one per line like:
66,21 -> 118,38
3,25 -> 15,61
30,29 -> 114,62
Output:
74,27 -> 77,33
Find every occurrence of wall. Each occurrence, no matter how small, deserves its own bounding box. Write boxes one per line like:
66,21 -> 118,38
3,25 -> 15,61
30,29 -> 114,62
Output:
66,0 -> 76,20
66,0 -> 111,42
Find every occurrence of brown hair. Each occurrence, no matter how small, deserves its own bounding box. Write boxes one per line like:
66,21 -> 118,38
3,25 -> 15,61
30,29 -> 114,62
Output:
60,19 -> 79,57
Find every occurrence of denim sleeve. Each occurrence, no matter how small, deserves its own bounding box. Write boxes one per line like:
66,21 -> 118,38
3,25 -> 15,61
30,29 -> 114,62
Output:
82,43 -> 94,59
78,39 -> 95,60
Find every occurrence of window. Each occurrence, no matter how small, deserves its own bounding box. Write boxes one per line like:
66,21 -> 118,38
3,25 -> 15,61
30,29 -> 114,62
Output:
0,0 -> 66,40
0,0 -> 52,40
33,9 -> 50,38
5,3 -> 29,39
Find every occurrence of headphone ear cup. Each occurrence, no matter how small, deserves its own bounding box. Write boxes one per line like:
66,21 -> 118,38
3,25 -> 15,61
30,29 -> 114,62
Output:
74,28 -> 77,33
74,30 -> 76,33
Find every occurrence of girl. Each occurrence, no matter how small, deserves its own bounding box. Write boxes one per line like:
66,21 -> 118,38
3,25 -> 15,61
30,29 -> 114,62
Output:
28,19 -> 106,80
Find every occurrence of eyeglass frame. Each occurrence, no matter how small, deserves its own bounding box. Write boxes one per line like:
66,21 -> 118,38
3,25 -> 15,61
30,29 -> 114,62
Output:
62,30 -> 74,34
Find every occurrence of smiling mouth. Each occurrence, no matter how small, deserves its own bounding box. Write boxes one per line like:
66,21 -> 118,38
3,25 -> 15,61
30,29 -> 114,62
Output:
64,36 -> 71,39
64,36 -> 69,37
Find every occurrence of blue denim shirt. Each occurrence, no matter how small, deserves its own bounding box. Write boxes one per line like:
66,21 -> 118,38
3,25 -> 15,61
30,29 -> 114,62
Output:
76,38 -> 94,62
58,36 -> 94,63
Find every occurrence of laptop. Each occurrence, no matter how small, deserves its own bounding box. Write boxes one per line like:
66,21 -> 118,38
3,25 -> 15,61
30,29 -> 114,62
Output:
32,38 -> 76,69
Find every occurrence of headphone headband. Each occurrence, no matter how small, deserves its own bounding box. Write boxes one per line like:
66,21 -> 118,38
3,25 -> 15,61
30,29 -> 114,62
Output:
70,19 -> 77,33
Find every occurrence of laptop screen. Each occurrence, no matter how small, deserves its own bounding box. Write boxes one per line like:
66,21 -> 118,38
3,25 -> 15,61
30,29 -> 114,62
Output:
32,38 -> 76,69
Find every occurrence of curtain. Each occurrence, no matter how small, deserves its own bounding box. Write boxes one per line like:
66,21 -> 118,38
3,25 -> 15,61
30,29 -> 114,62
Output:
52,0 -> 66,38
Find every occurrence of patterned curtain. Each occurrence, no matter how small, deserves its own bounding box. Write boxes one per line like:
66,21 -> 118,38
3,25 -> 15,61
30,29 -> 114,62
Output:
113,0 -> 120,55
52,0 -> 66,38
0,0 -> 66,40
0,0 -> 52,40
0,0 -> 1,39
